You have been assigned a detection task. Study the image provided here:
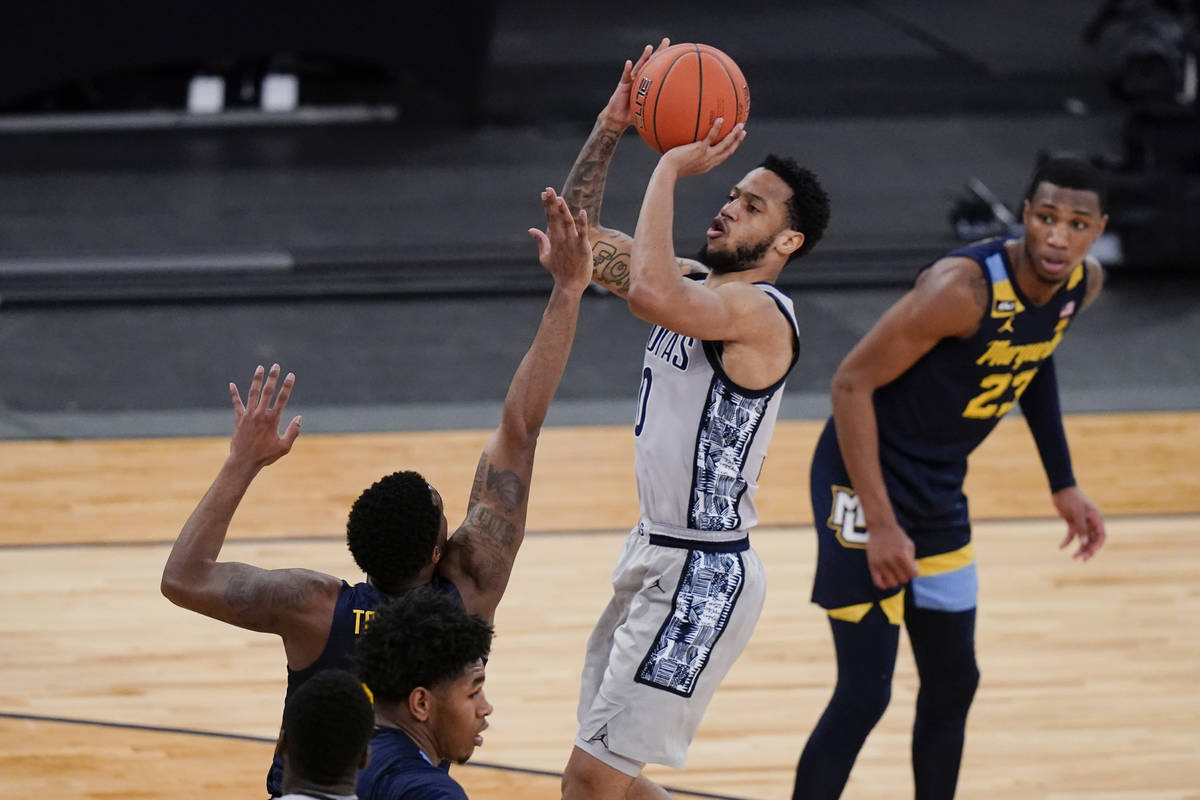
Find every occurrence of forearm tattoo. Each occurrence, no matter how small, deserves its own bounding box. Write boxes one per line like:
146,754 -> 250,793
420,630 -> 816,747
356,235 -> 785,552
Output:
564,126 -> 621,220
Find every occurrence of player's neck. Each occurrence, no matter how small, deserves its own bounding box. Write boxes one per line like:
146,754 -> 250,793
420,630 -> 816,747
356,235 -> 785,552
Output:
705,261 -> 779,287
376,707 -> 443,764
282,773 -> 357,799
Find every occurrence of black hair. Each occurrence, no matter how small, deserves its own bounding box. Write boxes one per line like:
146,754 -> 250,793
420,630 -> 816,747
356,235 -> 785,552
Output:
759,154 -> 831,261
1024,155 -> 1108,212
281,669 -> 373,786
355,586 -> 493,706
346,470 -> 442,595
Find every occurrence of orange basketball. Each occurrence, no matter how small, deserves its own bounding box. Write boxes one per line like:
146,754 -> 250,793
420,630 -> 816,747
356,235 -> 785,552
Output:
630,43 -> 750,154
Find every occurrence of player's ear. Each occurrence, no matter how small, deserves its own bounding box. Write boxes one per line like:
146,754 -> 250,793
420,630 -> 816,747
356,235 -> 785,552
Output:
776,230 -> 804,257
409,686 -> 434,722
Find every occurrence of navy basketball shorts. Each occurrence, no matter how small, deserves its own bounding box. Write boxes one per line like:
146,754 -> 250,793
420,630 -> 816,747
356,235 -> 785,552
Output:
809,420 -> 979,622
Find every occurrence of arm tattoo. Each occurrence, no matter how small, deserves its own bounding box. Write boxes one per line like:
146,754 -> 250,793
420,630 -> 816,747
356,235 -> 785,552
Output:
967,271 -> 989,313
592,241 -> 631,295
453,504 -> 520,589
223,568 -> 315,629
464,504 -> 518,551
564,126 -> 622,222
485,464 -> 525,513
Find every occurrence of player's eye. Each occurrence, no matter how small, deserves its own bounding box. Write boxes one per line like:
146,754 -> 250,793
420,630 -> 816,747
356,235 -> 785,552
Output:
1071,220 -> 1089,230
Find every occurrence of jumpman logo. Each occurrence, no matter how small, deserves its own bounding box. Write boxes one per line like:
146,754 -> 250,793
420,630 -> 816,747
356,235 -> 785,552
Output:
649,577 -> 666,593
587,724 -> 610,748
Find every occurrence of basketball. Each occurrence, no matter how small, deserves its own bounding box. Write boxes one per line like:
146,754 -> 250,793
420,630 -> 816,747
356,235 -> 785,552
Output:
630,43 -> 750,154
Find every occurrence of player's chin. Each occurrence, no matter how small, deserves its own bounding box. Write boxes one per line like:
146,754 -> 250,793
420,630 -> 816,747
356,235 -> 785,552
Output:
453,741 -> 481,764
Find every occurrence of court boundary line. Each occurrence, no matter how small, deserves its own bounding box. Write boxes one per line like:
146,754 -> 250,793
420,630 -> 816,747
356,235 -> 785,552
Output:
2,511 -> 1198,551
0,711 -> 752,800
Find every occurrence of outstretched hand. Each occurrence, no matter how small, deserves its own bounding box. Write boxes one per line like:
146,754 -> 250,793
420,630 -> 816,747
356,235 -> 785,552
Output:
529,187 -> 592,295
661,119 -> 747,177
228,364 -> 302,470
1052,485 -> 1106,560
600,37 -> 671,129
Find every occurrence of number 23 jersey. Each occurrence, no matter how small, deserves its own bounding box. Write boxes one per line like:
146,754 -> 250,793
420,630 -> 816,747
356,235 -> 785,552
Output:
633,281 -> 799,535
875,236 -> 1089,464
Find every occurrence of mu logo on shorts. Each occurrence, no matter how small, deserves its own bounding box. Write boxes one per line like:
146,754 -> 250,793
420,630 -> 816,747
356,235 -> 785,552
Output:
828,485 -> 869,547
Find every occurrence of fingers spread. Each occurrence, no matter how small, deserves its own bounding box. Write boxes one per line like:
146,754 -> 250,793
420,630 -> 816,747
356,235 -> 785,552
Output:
271,372 -> 296,411
528,228 -> 550,258
246,365 -> 265,410
283,415 -> 303,448
229,382 -> 245,415
259,363 -> 281,409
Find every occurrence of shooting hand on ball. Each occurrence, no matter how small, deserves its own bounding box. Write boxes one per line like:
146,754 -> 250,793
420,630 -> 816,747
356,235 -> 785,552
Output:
662,119 -> 746,177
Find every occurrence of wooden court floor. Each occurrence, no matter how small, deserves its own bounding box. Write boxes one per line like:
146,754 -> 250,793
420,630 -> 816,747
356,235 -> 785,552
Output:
1,412 -> 1198,799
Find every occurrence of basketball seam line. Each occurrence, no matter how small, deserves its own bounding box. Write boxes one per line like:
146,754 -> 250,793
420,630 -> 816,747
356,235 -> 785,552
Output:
653,49 -> 691,154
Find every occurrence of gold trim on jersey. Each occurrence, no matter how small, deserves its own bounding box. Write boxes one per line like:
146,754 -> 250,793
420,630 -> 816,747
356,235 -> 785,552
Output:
1067,263 -> 1085,290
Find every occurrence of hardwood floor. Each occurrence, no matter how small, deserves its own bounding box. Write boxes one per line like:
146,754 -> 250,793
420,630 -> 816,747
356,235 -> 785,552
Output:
1,412 -> 1197,798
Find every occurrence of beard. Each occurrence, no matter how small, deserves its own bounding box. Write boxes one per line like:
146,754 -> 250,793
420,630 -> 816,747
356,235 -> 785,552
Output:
695,235 -> 774,274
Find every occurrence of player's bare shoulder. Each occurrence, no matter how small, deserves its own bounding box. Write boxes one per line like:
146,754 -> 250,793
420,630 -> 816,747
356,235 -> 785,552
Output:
912,256 -> 989,337
1081,255 -> 1106,310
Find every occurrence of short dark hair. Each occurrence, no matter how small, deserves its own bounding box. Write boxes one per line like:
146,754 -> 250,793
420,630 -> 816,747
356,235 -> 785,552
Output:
346,471 -> 442,595
1024,155 -> 1108,212
355,586 -> 493,706
282,669 -> 373,786
759,154 -> 831,261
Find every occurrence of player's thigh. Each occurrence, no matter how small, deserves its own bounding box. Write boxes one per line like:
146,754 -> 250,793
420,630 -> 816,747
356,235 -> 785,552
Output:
809,431 -> 897,610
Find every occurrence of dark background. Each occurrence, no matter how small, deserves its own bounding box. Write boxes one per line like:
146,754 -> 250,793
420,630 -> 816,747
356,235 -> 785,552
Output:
0,0 -> 1196,438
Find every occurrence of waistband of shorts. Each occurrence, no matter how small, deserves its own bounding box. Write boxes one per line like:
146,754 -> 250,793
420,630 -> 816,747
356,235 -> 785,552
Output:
635,519 -> 750,552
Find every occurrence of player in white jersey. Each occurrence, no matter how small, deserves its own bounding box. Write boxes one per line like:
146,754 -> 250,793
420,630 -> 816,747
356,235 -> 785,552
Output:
559,41 -> 832,800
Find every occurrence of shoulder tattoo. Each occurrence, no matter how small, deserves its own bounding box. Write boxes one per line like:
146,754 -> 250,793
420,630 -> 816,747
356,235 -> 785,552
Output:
966,270 -> 989,312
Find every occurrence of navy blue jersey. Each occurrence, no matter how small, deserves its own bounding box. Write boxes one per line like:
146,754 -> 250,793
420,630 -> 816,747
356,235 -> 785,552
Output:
266,576 -> 463,796
874,237 -> 1088,464
357,727 -> 467,800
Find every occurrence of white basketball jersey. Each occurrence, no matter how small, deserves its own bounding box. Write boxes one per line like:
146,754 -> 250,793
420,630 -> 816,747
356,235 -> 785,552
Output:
632,283 -> 799,537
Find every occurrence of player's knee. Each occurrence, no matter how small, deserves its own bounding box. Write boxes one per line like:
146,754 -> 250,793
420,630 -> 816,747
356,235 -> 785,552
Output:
561,754 -> 624,800
919,661 -> 979,717
561,762 -> 588,800
831,675 -> 891,731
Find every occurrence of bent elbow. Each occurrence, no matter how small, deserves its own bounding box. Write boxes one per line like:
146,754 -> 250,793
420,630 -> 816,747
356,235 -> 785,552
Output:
160,570 -> 184,604
160,563 -> 198,607
625,282 -> 661,322
830,369 -> 873,413
830,369 -> 857,400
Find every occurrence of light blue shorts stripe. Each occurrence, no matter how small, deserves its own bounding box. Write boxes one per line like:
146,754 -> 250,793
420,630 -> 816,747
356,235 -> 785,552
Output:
911,563 -> 978,612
